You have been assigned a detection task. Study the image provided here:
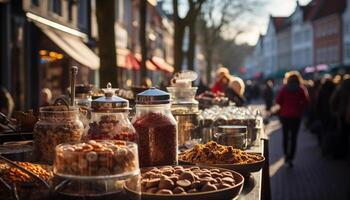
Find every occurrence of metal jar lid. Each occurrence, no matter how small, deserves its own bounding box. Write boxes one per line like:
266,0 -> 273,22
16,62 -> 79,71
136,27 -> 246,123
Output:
91,83 -> 129,112
135,87 -> 170,104
75,84 -> 93,95
217,125 -> 247,134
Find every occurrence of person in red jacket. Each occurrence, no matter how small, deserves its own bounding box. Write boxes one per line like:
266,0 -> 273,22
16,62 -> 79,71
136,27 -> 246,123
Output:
276,71 -> 309,167
211,67 -> 230,94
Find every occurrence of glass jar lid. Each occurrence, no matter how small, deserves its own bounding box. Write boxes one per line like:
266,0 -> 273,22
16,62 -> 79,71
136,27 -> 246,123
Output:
91,83 -> 129,112
217,125 -> 247,134
135,87 -> 170,104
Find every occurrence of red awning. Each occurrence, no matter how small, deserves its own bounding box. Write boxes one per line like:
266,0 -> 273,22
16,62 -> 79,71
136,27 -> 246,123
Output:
126,53 -> 140,70
135,54 -> 157,71
150,56 -> 174,73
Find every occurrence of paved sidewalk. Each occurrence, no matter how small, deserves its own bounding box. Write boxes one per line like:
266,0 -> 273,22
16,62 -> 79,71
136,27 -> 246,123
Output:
266,118 -> 350,200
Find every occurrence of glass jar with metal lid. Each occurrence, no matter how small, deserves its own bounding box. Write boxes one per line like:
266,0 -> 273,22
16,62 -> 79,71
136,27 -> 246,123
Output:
85,83 -> 136,141
214,125 -> 247,149
132,88 -> 178,167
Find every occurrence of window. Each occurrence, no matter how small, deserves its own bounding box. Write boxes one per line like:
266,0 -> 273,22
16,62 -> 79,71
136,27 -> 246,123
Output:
51,0 -> 62,16
31,0 -> 39,6
78,1 -> 87,31
68,0 -> 73,22
345,43 -> 350,58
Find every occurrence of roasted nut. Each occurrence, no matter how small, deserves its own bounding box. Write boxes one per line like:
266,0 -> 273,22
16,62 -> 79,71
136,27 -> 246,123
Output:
146,178 -> 160,188
197,172 -> 211,178
222,172 -> 233,178
211,172 -> 223,178
201,183 -> 217,192
179,171 -> 195,182
173,186 -> 185,194
190,181 -> 201,189
176,179 -> 191,189
159,178 -> 175,190
162,170 -> 173,176
157,189 -> 173,194
222,177 -> 235,185
187,188 -> 198,193
146,187 -> 158,193
174,168 -> 184,175
168,175 -> 179,182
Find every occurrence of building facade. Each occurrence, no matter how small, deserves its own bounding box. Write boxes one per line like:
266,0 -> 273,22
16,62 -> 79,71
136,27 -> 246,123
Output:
275,17 -> 292,71
343,0 -> 350,65
263,18 -> 278,75
291,2 -> 314,70
313,0 -> 346,66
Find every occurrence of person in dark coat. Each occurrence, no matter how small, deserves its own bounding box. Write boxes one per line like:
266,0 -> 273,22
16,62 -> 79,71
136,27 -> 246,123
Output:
330,75 -> 350,158
276,71 -> 309,167
263,80 -> 274,112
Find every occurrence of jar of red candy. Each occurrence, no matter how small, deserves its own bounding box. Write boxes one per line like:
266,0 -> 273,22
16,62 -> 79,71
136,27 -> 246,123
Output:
132,88 -> 178,167
85,83 -> 136,141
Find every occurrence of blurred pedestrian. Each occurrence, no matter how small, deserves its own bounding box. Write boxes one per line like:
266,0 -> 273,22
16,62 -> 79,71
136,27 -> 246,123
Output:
197,79 -> 209,95
225,76 -> 245,107
316,75 -> 336,153
276,71 -> 309,167
263,79 -> 274,112
211,67 -> 230,94
40,88 -> 52,107
0,87 -> 15,118
330,74 -> 350,159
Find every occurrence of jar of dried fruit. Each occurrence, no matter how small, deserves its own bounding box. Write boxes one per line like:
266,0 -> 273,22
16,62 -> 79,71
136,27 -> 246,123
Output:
85,83 -> 136,141
34,105 -> 83,164
132,88 -> 178,167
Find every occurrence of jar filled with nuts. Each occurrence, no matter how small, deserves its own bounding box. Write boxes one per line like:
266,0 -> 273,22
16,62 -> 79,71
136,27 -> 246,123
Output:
53,140 -> 141,200
85,83 -> 136,141
132,88 -> 178,167
34,105 -> 84,164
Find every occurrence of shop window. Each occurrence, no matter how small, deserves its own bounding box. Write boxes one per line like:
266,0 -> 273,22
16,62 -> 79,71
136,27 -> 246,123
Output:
78,1 -> 87,31
31,0 -> 39,6
50,0 -> 62,16
68,0 -> 73,22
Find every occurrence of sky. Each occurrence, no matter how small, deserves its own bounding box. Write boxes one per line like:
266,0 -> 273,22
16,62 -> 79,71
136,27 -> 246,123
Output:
162,0 -> 312,45
235,0 -> 312,45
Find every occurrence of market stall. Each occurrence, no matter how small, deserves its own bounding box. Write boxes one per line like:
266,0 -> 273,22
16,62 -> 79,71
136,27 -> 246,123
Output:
0,70 -> 270,200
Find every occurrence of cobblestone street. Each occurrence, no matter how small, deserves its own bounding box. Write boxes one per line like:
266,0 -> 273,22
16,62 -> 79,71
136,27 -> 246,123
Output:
266,118 -> 350,200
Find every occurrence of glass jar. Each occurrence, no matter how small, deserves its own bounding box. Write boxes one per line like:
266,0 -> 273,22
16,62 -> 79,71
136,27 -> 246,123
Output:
53,140 -> 140,200
33,106 -> 83,164
85,83 -> 136,141
214,125 -> 247,149
132,88 -> 178,167
167,87 -> 199,148
75,84 -> 93,127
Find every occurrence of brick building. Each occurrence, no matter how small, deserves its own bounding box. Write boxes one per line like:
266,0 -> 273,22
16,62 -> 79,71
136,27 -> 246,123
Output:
313,0 -> 346,66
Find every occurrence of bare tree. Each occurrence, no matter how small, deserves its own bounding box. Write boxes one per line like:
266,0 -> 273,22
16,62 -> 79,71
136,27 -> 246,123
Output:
172,0 -> 205,72
139,0 -> 147,82
96,0 -> 118,88
198,0 -> 260,84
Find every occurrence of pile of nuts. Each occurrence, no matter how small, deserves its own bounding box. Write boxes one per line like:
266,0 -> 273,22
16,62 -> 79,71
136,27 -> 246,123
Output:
0,162 -> 53,185
179,141 -> 264,164
54,140 -> 138,176
87,114 -> 136,141
141,165 -> 237,195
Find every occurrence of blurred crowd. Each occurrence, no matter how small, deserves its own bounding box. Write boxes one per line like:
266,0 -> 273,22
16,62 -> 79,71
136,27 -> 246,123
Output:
304,73 -> 350,159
